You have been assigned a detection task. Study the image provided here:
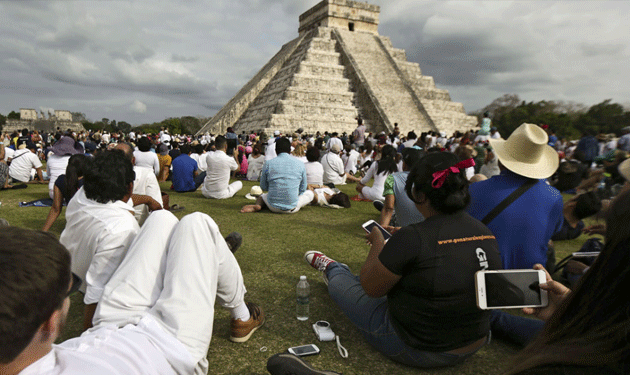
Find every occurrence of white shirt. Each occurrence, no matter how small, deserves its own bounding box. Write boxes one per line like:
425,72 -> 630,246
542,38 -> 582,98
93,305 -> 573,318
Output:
247,154 -> 265,181
101,133 -> 110,143
344,149 -> 360,174
403,139 -> 417,148
265,138 -> 277,161
197,152 -> 208,172
21,316 -> 194,375
305,161 -> 324,185
325,137 -> 343,151
133,151 -> 160,175
3,146 -> 14,161
8,149 -> 42,182
360,162 -> 390,197
321,152 -> 345,185
160,133 -> 171,144
132,166 -> 163,226
47,153 -> 70,193
201,150 -> 238,198
60,187 -> 139,304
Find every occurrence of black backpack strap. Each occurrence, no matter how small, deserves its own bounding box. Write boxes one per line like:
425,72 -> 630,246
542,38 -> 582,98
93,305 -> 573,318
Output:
482,179 -> 538,226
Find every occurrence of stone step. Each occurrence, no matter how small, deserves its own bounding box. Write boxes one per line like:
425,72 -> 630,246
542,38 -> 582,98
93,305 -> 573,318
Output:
298,61 -> 346,76
303,50 -> 341,65
277,100 -> 358,117
270,114 -> 357,133
421,99 -> 465,113
414,87 -> 451,101
309,37 -> 337,52
283,87 -> 355,103
390,48 -> 407,61
291,74 -> 351,91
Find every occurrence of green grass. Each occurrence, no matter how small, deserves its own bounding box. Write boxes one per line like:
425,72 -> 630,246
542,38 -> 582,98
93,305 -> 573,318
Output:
0,182 -> 603,374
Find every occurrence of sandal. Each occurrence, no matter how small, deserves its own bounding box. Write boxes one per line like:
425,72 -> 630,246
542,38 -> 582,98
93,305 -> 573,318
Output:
170,204 -> 185,212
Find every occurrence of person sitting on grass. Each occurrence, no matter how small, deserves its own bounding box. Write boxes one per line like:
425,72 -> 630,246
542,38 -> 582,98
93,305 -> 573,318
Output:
42,154 -> 90,232
378,146 -> 425,230
171,144 -> 204,193
0,211 -> 264,375
505,188 -> 630,374
304,151 -> 501,368
355,144 -> 398,201
201,135 -> 243,199
241,137 -> 314,214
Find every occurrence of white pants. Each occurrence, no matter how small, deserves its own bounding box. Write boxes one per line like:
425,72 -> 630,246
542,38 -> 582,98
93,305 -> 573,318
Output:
94,210 -> 246,374
203,180 -> 243,199
359,185 -> 385,202
261,190 -> 314,214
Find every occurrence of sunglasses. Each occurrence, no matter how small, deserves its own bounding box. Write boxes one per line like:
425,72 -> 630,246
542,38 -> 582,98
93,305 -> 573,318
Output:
68,273 -> 82,297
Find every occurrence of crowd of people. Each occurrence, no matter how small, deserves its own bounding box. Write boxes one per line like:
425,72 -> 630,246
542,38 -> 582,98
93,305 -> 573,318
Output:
1,117 -> 629,375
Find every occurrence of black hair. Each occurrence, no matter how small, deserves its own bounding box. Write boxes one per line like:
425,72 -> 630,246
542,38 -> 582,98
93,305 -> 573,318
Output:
84,150 -> 135,204
575,192 -> 602,220
0,228 -> 71,363
405,152 -> 470,214
180,144 -> 191,155
329,192 -> 351,208
194,143 -> 204,155
306,146 -> 320,162
215,135 -> 227,150
401,147 -> 425,170
137,137 -> 152,152
275,137 -> 291,154
64,154 -> 89,202
376,144 -> 398,175
407,131 -> 417,140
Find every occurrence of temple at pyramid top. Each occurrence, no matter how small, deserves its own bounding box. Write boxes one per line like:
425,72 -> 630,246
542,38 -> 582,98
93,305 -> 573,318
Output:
298,0 -> 380,36
197,0 -> 477,136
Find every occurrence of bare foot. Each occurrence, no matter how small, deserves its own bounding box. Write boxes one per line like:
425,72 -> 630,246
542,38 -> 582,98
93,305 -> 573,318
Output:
240,204 -> 261,213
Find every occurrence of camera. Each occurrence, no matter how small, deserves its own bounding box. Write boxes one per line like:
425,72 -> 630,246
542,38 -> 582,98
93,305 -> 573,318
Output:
312,320 -> 335,341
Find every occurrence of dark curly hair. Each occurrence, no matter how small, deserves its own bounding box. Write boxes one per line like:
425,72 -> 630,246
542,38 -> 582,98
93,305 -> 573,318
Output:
306,146 -> 320,162
405,151 -> 470,214
84,150 -> 135,204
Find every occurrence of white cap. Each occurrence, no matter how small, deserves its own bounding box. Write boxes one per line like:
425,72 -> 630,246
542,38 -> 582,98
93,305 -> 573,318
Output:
300,275 -> 307,280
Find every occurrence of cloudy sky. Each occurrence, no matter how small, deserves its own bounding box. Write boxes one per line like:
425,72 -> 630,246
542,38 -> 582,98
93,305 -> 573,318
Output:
1,0 -> 628,125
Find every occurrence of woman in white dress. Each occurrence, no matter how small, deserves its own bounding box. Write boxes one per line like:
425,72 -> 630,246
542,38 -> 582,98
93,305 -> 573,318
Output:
356,145 -> 398,201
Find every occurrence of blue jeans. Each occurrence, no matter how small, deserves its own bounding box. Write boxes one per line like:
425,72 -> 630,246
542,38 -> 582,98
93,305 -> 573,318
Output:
325,263 -> 487,368
194,171 -> 206,190
489,310 -> 544,347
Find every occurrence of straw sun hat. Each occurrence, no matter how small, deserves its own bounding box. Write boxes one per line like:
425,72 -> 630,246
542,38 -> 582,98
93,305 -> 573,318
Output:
489,123 -> 559,179
245,186 -> 263,200
619,158 -> 630,183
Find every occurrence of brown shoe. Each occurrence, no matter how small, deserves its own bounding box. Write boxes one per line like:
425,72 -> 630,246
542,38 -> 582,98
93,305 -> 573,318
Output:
230,302 -> 264,343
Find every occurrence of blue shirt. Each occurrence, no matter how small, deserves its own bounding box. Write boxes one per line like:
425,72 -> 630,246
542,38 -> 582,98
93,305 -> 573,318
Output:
260,153 -> 307,211
466,170 -> 564,269
575,136 -> 599,162
171,154 -> 198,192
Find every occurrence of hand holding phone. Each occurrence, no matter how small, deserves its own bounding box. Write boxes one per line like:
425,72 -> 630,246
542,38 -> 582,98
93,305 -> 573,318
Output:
475,269 -> 549,310
362,220 -> 391,241
522,264 -> 571,322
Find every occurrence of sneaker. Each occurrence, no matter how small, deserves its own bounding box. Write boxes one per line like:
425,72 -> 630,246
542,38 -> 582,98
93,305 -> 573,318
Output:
230,302 -> 264,343
225,232 -> 243,253
266,353 -> 341,375
304,251 -> 336,272
373,200 -> 384,211
304,251 -> 337,286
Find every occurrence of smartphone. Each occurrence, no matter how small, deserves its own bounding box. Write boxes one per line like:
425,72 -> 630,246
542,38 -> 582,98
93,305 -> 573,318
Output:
362,220 -> 392,241
475,270 -> 548,310
287,344 -> 320,357
571,252 -> 600,258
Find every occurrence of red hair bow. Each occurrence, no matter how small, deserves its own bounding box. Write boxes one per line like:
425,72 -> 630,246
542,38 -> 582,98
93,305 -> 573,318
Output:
431,158 -> 476,188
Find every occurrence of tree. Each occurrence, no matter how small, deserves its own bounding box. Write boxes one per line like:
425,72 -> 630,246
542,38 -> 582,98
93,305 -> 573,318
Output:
72,112 -> 87,123
118,121 -> 132,133
8,111 -> 20,120
102,118 -> 109,126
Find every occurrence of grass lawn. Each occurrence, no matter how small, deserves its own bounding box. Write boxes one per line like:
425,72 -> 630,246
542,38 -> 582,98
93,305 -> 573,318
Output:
0,180 -> 603,374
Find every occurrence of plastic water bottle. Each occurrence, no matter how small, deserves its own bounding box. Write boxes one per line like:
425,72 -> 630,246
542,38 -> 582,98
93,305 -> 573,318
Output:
296,275 -> 310,321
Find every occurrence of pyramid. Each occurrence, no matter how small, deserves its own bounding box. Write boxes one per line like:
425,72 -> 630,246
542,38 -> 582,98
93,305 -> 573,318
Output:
197,0 -> 477,136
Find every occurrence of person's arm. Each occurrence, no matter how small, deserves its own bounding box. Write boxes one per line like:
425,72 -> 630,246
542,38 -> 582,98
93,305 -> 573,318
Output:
152,154 -> 160,176
299,166 -> 307,195
83,303 -> 97,330
260,164 -> 269,191
522,264 -> 571,321
232,149 -> 240,169
130,194 -> 162,211
42,185 -> 64,232
0,144 -> 4,161
35,167 -> 44,182
379,194 -> 396,227
360,229 -> 401,298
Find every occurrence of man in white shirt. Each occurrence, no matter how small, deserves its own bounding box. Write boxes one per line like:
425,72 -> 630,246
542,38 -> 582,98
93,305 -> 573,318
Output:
201,136 -> 243,199
59,150 -> 140,329
8,143 -> 44,183
344,144 -> 360,175
265,131 -> 279,161
0,212 -> 264,375
325,132 -> 343,152
321,143 -> 346,185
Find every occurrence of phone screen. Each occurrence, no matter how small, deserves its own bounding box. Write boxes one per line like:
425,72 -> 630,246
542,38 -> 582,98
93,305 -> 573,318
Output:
290,345 -> 318,356
484,271 -> 542,308
363,221 -> 391,240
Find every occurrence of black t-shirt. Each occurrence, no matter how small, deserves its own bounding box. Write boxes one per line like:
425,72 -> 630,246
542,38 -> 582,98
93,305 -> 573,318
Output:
379,211 -> 502,352
54,174 -> 84,204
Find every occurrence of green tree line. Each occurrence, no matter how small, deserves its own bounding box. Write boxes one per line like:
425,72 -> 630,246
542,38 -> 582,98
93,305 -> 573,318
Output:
471,94 -> 630,140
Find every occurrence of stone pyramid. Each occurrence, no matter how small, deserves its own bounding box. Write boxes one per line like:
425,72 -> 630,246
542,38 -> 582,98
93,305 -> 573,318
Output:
197,0 -> 477,136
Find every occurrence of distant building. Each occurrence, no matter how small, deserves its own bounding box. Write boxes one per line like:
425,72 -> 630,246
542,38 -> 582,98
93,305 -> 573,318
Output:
4,108 -> 84,133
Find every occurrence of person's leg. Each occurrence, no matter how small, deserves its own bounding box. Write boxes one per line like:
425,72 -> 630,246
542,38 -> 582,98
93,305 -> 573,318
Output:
194,171 -> 206,189
226,180 -> 243,197
325,262 -> 472,368
293,190 -> 314,212
241,194 -> 265,213
489,310 -> 544,347
149,212 -> 248,370
94,210 -> 179,327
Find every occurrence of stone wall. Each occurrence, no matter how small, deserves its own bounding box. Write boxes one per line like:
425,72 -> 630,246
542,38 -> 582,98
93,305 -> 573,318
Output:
20,108 -> 38,121
3,119 -> 85,134
299,0 -> 379,36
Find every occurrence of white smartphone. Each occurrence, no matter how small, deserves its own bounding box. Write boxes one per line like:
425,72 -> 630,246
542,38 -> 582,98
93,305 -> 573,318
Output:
287,344 -> 320,357
571,252 -> 600,258
362,220 -> 392,241
475,270 -> 548,310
